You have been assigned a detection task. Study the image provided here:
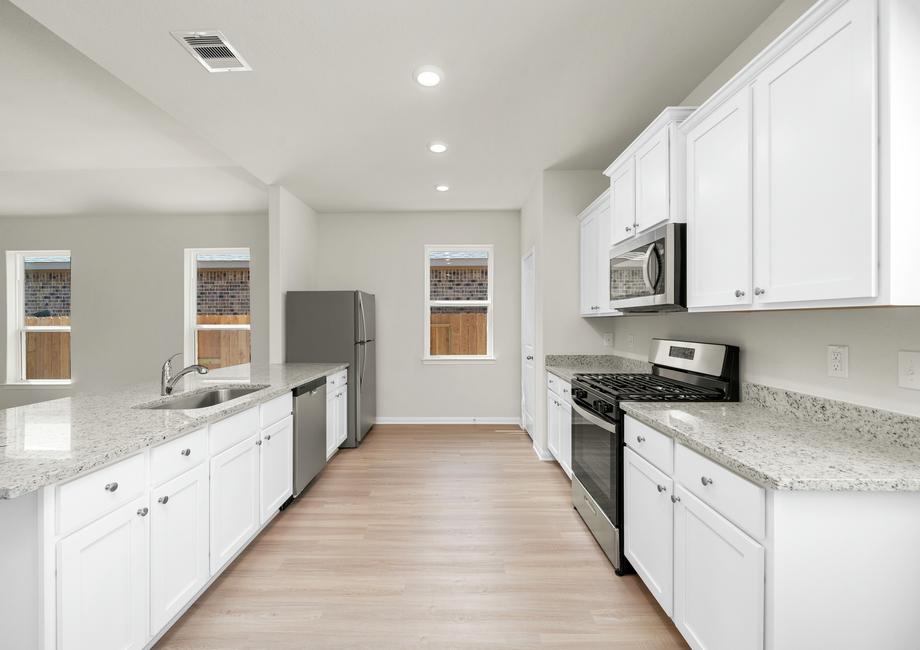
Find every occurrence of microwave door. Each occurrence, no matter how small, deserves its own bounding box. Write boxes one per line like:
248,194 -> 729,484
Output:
610,223 -> 685,312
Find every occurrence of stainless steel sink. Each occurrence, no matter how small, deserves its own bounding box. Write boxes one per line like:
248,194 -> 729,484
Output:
143,387 -> 264,410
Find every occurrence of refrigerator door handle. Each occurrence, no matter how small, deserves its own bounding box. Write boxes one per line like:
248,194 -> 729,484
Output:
358,342 -> 366,389
358,292 -> 368,344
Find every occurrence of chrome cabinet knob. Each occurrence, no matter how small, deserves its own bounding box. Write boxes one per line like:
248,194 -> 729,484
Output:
657,484 -> 667,493
735,289 -> 746,298
104,482 -> 118,492
754,287 -> 765,296
526,355 -> 534,360
701,476 -> 714,486
180,448 -> 191,456
265,434 -> 272,441
255,439 -> 262,446
137,507 -> 149,517
670,494 -> 681,504
158,496 -> 169,504
636,435 -> 646,443
625,225 -> 633,232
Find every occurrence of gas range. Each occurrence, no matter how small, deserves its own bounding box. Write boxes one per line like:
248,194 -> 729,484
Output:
569,339 -> 739,574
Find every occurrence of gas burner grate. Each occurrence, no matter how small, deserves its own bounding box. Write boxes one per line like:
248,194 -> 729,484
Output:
574,373 -> 724,402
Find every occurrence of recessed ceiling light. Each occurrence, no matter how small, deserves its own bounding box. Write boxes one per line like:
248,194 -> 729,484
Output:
428,142 -> 448,154
415,65 -> 443,87
435,185 -> 450,192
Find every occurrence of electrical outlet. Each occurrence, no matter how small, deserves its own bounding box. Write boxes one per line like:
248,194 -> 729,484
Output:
827,345 -> 849,378
899,351 -> 920,390
602,333 -> 613,347
626,334 -> 636,351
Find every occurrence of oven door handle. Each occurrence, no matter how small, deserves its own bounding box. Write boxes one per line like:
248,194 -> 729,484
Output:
572,402 -> 618,434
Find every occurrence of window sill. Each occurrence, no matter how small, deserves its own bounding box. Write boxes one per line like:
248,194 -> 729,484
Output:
3,380 -> 72,388
422,356 -> 496,365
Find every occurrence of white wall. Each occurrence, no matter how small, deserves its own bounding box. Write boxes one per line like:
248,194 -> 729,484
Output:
603,0 -> 920,417
314,210 -> 520,421
0,212 -> 269,409
268,186 -> 319,363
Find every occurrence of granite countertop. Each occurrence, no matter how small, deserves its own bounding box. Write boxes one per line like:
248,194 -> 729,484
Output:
0,362 -> 347,499
621,397 -> 920,492
545,354 -> 652,382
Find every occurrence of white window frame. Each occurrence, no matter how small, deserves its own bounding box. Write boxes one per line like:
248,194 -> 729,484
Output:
423,244 -> 495,363
184,248 -> 252,370
5,250 -> 72,385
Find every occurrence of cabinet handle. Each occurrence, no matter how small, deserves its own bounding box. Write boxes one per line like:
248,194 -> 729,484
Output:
670,494 -> 680,504
104,482 -> 118,492
754,287 -> 765,296
255,439 -> 262,446
636,435 -> 646,443
158,496 -> 169,504
657,484 -> 667,493
180,448 -> 191,456
625,225 -> 633,232
701,476 -> 714,486
137,507 -> 149,517
526,355 -> 534,360
265,434 -> 272,440
735,289 -> 746,298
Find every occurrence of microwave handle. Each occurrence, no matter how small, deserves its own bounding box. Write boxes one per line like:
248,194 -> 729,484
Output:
642,244 -> 660,292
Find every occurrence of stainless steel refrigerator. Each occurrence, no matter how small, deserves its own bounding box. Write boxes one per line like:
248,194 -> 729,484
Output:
285,291 -> 376,448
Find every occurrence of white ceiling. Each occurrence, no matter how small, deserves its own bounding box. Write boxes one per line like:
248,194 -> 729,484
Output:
0,0 -> 266,216
10,0 -> 784,213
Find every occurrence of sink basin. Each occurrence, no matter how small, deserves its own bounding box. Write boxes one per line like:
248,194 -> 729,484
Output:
143,387 -> 265,410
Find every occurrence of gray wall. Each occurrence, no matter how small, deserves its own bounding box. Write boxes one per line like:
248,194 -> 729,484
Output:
605,0 -> 920,416
0,213 -> 268,408
314,210 -> 520,420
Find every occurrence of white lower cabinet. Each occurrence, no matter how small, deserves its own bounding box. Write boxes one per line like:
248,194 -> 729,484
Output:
624,448 -> 674,616
546,387 -> 560,461
149,462 -> 209,633
545,376 -> 572,478
327,384 -> 348,459
57,495 -> 150,650
260,415 -> 294,524
209,432 -> 261,574
337,385 -> 348,447
673,485 -> 764,650
557,397 -> 572,477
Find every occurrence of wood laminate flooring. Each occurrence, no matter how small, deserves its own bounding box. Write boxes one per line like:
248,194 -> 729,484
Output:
156,424 -> 687,649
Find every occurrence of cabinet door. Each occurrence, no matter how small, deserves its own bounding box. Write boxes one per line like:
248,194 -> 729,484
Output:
260,415 -> 293,524
674,485 -> 764,650
150,463 -> 209,633
752,0 -> 877,304
624,448 -> 674,616
337,386 -> 349,446
326,390 -> 338,460
210,433 -> 260,574
546,389 -> 560,461
579,211 -> 599,314
558,398 -> 572,479
635,125 -> 671,234
58,496 -> 149,650
594,198 -> 616,315
686,87 -> 753,309
609,158 -> 637,246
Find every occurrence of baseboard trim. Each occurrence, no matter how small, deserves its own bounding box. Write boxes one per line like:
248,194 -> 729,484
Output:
375,416 -> 522,425
532,443 -> 554,461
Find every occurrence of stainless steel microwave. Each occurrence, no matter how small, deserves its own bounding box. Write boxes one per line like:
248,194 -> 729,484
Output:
609,223 -> 686,312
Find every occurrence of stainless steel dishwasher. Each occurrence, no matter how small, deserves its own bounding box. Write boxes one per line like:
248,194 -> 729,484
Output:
292,377 -> 327,497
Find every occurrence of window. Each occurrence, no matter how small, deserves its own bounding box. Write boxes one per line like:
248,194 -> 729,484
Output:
6,251 -> 72,383
424,245 -> 494,361
185,248 -> 251,370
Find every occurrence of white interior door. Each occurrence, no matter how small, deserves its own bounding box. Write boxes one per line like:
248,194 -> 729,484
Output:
521,249 -> 535,436
752,0 -> 877,304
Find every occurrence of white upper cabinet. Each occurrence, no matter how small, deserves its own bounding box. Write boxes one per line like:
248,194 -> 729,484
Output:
686,87 -> 753,309
578,191 -> 616,316
579,209 -> 599,315
684,0 -> 920,311
605,106 -> 695,245
752,0 -> 877,304
609,159 -> 636,246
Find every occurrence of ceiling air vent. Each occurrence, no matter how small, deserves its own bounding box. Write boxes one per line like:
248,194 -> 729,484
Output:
171,31 -> 251,72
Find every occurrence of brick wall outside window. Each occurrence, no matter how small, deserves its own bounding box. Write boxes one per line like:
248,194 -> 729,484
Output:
430,266 -> 488,301
197,268 -> 250,316
24,270 -> 71,317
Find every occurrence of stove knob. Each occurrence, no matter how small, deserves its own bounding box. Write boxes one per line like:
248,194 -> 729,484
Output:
573,388 -> 587,400
594,401 -> 614,414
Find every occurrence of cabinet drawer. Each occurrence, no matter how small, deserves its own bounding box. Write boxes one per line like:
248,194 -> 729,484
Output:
546,373 -> 561,394
326,370 -> 347,388
209,407 -> 260,456
675,444 -> 765,540
56,452 -> 148,535
260,392 -> 293,429
625,416 -> 674,475
151,428 -> 207,486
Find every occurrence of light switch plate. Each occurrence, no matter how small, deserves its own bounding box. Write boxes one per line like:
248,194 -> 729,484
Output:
603,333 -> 613,347
626,334 -> 636,351
899,351 -> 920,390
827,345 -> 849,378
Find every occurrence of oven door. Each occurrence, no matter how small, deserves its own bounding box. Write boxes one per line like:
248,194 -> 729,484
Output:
609,223 -> 685,312
571,402 -> 620,527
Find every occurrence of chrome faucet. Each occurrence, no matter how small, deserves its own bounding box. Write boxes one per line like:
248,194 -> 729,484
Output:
161,353 -> 208,396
